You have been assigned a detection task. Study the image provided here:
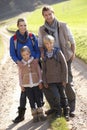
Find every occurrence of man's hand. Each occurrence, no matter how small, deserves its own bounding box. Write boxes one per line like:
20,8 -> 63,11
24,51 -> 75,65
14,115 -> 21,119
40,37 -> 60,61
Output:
71,44 -> 75,61
62,82 -> 66,87
44,83 -> 49,88
41,52 -> 44,59
71,53 -> 75,61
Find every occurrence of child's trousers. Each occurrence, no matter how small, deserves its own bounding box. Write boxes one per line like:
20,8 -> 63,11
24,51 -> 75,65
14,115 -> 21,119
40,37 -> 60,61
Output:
25,86 -> 42,108
43,83 -> 69,115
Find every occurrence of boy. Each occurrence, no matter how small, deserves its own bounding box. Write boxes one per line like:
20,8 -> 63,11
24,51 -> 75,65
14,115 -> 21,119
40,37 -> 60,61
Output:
42,35 -> 70,121
19,46 -> 46,122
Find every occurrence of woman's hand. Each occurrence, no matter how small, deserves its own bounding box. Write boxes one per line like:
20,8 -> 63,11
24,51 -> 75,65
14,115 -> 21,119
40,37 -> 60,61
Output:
39,83 -> 43,89
21,86 -> 25,92
17,61 -> 24,68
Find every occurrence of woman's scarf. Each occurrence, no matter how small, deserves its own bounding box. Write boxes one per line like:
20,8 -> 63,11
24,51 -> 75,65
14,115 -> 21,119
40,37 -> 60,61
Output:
16,30 -> 29,43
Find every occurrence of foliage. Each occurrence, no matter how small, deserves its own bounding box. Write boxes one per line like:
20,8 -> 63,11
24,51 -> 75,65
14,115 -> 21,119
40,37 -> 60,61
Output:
50,117 -> 69,130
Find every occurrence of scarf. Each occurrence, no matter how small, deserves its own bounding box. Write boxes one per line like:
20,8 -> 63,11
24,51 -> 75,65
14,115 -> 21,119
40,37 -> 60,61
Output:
46,50 -> 53,58
16,30 -> 29,43
44,18 -> 58,34
44,18 -> 60,48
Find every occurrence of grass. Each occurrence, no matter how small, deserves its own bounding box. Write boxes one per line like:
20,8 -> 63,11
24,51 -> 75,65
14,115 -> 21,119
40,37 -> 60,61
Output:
74,29 -> 87,63
50,117 -> 69,130
0,36 -> 4,60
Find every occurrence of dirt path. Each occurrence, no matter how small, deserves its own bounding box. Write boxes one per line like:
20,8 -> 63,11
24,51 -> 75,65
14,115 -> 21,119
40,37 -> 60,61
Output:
69,58 -> 87,130
0,28 -> 51,130
0,28 -> 87,130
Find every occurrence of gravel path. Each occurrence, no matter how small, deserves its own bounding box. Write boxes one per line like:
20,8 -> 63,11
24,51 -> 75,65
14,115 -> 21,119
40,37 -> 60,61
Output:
69,58 -> 87,130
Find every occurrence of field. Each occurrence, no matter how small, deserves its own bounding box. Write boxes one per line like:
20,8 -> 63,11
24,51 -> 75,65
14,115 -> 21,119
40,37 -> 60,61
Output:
8,0 -> 87,63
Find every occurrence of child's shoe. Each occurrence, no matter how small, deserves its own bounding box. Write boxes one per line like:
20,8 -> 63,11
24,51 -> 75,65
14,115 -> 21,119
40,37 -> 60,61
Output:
37,107 -> 47,121
45,109 -> 55,116
31,108 -> 39,123
12,107 -> 26,123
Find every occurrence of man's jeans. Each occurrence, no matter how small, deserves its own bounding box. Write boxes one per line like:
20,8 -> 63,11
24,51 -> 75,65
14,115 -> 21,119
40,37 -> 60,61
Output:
65,59 -> 76,112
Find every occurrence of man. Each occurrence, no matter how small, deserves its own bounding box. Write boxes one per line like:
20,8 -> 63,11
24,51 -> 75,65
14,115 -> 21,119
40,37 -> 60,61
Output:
38,5 -> 76,117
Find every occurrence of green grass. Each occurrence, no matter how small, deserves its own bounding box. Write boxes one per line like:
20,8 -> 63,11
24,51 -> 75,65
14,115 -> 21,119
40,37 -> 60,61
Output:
54,0 -> 87,28
73,29 -> 87,63
50,117 -> 69,130
0,36 -> 4,60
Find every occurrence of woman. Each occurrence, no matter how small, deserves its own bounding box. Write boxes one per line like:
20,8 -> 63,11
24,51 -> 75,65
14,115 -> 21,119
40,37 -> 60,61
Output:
10,18 -> 44,123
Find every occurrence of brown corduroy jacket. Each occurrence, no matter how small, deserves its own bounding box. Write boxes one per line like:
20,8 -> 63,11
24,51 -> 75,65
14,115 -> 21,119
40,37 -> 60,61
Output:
20,61 -> 41,86
42,50 -> 68,84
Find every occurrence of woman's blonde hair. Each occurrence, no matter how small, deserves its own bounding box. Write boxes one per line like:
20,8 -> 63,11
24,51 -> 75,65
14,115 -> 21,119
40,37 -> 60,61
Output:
43,35 -> 54,45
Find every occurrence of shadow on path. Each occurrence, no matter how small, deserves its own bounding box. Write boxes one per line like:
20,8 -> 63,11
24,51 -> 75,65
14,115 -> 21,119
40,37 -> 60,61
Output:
6,119 -> 50,130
